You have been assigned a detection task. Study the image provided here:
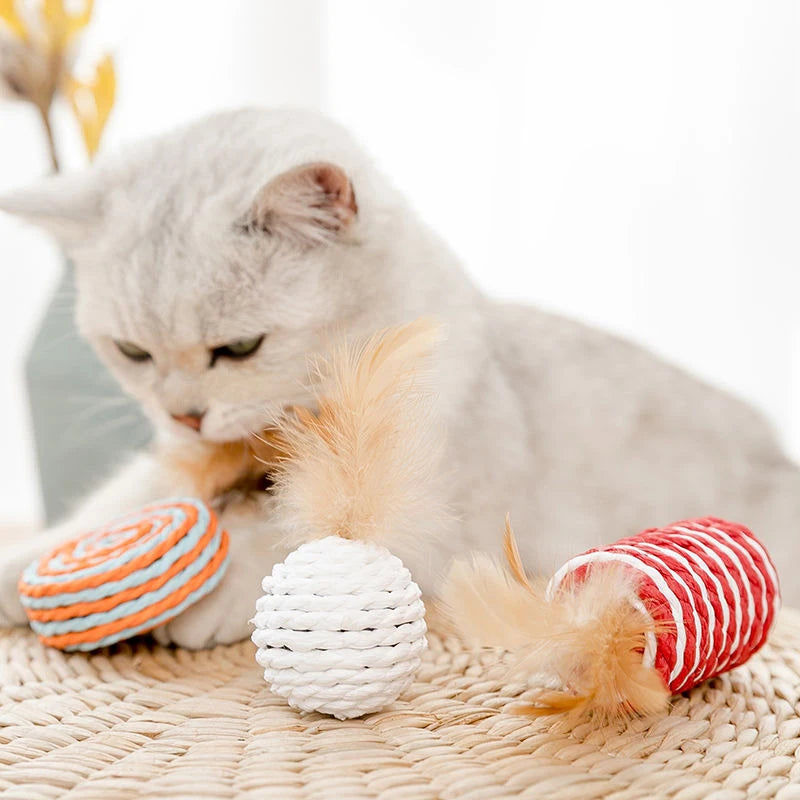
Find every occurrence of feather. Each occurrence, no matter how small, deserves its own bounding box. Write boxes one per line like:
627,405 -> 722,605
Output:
440,550 -> 551,650
512,562 -> 671,723
271,317 -> 446,548
441,523 -> 670,723
502,514 -> 533,592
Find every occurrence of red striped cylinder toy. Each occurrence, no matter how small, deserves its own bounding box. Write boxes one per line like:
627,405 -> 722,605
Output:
547,517 -> 781,694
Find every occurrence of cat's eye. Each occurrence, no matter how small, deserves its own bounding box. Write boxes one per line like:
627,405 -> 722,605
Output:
211,334 -> 265,364
115,340 -> 151,362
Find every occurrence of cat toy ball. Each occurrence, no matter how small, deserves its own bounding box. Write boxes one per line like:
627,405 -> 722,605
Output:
251,319 -> 441,719
18,498 -> 229,651
251,536 -> 426,719
444,516 -> 780,721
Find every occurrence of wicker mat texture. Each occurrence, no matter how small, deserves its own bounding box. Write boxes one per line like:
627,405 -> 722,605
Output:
1,609 -> 800,800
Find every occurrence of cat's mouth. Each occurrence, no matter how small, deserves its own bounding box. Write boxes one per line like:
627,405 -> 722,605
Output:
177,400 -> 319,444
168,409 -> 269,444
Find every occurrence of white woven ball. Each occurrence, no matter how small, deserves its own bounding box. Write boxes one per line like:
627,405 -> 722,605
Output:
251,535 -> 427,719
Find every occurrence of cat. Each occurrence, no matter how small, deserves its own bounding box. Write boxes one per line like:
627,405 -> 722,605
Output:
0,107 -> 797,649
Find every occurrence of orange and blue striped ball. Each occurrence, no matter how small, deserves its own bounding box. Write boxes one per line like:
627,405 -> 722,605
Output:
18,498 -> 229,651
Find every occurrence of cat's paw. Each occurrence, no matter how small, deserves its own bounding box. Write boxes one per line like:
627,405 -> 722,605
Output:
152,539 -> 270,649
152,580 -> 256,649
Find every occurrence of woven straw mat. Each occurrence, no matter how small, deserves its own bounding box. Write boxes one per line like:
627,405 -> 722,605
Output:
1,608 -> 800,800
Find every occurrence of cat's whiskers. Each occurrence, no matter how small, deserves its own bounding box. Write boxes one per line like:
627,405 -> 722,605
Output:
68,395 -> 141,424
60,410 -> 144,445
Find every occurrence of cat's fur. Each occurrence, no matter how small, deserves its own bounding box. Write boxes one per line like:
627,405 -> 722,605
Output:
1,107 -> 797,648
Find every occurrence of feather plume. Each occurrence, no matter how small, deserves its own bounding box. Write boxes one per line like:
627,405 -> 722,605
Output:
441,551 -> 549,649
271,317 -> 446,549
441,522 -> 670,723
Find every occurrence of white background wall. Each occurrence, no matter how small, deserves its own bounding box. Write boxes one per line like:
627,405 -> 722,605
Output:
0,0 -> 798,525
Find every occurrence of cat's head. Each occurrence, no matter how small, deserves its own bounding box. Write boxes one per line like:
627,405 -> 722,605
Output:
0,108 -> 412,442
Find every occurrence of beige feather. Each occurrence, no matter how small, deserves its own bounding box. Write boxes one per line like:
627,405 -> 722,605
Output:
440,551 -> 551,650
441,522 -> 671,723
502,514 -> 533,592
272,317 -> 446,548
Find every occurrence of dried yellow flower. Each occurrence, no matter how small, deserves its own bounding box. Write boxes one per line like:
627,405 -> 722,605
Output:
0,0 -> 114,167
65,52 -> 115,158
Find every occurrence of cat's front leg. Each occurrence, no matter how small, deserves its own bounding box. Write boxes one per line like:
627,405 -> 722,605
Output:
152,501 -> 284,649
0,450 -> 177,627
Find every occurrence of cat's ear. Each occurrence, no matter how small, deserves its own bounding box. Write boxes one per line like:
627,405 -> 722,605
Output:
243,162 -> 357,246
0,171 -> 103,250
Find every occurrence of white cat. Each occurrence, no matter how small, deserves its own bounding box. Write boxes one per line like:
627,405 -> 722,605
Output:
0,107 -> 797,648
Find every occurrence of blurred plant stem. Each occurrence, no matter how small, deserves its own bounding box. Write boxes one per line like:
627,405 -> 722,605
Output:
37,100 -> 58,171
35,48 -> 64,172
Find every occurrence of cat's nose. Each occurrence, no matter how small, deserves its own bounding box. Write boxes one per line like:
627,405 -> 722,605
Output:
171,410 -> 206,431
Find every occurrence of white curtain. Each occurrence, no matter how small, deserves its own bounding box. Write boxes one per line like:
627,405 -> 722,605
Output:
321,0 -> 800,447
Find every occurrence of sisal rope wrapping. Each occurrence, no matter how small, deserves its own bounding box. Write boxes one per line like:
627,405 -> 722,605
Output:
251,536 -> 427,719
18,498 -> 230,651
547,517 -> 781,694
